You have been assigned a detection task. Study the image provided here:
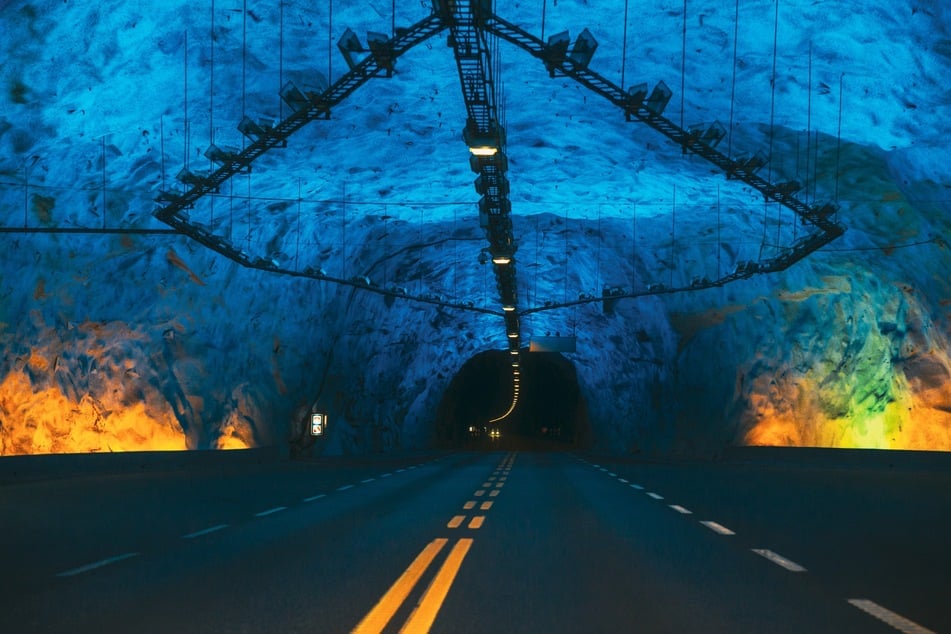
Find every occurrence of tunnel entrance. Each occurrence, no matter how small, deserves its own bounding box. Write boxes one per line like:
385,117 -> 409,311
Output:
436,350 -> 589,450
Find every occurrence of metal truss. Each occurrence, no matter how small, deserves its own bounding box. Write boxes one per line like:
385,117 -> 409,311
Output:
483,13 -> 844,271
152,2 -> 846,323
151,12 -> 504,315
435,0 -> 522,359
154,13 -> 445,224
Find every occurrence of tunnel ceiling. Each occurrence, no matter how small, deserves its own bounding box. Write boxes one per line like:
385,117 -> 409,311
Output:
3,0 -> 947,301
2,0 -> 950,455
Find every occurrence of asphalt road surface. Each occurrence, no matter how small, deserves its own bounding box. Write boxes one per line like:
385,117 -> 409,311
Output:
1,448 -> 948,633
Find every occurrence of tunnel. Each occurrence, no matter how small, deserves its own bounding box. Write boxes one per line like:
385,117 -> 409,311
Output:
436,350 -> 590,449
2,0 -> 951,459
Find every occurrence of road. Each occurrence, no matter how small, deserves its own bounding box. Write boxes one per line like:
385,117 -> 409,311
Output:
1,448 -> 948,633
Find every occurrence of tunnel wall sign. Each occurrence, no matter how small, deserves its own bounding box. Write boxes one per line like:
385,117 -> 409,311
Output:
311,413 -> 326,436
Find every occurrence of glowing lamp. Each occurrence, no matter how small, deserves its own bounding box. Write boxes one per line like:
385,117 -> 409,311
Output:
492,255 -> 512,265
463,123 -> 505,157
502,304 -> 516,312
508,332 -> 518,338
469,146 -> 498,157
310,413 -> 327,436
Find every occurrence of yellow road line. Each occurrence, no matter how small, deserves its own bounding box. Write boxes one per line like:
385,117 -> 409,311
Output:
447,515 -> 465,529
474,489 -> 486,497
489,490 -> 500,497
400,539 -> 474,633
463,501 -> 476,510
352,538 -> 448,634
468,516 -> 485,529
480,501 -> 493,510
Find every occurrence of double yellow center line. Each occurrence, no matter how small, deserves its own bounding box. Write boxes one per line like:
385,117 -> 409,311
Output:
352,452 -> 517,633
352,537 -> 473,634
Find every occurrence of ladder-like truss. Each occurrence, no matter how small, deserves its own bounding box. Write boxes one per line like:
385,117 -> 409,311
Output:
152,0 -> 845,321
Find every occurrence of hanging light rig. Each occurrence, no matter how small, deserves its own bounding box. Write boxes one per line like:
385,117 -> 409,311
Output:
435,0 -> 521,423
151,0 -> 846,429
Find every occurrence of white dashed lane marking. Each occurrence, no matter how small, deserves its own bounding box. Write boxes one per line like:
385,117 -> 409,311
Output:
700,520 -> 735,536
337,484 -> 354,492
752,549 -> 807,572
848,599 -> 936,634
361,478 -> 376,484
56,552 -> 139,578
182,524 -> 229,539
303,494 -> 326,502
646,492 -> 664,500
669,505 -> 692,514
255,506 -> 286,518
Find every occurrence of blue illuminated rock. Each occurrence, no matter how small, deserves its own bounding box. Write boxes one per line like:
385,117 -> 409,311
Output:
0,1 -> 948,455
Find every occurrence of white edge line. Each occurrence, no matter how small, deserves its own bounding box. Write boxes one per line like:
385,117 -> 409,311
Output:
669,504 -> 692,514
630,484 -> 644,490
646,492 -> 664,500
381,473 -> 392,478
396,468 -> 406,473
361,478 -> 376,483
848,599 -> 937,634
56,552 -> 139,578
700,520 -> 735,535
752,549 -> 807,572
618,478 -> 629,483
182,524 -> 230,539
337,484 -> 354,491
303,493 -> 327,502
255,506 -> 287,517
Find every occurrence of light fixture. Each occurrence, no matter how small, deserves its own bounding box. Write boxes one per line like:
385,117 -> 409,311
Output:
463,121 -> 505,157
508,332 -> 518,338
237,116 -> 274,141
502,304 -> 516,312
204,143 -> 240,165
510,350 -> 518,355
492,255 -> 512,265
469,146 -> 498,157
338,29 -> 369,70
645,81 -> 673,116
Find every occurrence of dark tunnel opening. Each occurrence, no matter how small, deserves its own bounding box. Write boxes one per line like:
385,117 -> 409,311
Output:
436,350 -> 590,450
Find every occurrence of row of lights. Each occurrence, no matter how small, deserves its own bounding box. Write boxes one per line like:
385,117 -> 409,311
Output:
467,129 -> 522,423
